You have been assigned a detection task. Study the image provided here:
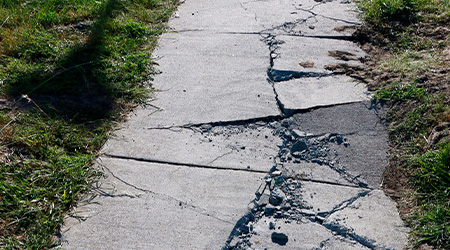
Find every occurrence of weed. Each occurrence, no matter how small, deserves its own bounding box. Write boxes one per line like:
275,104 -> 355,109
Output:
413,146 -> 450,200
410,203 -> 450,248
410,145 -> 450,248
357,0 -> 417,25
375,83 -> 427,103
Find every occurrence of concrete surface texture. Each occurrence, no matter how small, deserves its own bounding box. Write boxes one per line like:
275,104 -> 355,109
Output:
60,0 -> 409,249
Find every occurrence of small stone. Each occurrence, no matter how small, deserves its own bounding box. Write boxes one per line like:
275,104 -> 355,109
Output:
265,204 -> 276,214
281,120 -> 290,127
269,180 -> 275,190
291,151 -> 303,158
269,221 -> 276,230
242,225 -> 250,234
269,188 -> 286,206
271,170 -> 282,176
282,202 -> 291,210
258,193 -> 270,206
199,124 -> 212,132
248,202 -> 256,211
292,129 -> 307,137
317,134 -> 329,141
228,237 -> 240,248
271,232 -> 289,245
274,211 -> 283,218
291,140 -> 308,154
275,176 -> 284,185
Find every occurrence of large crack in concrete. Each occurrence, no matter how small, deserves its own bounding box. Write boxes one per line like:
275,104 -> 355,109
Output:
105,108 -> 383,248
103,153 -> 271,174
221,172 -> 382,249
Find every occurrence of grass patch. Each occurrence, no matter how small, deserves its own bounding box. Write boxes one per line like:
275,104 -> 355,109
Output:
410,145 -> 450,247
356,0 -> 450,248
0,0 -> 178,248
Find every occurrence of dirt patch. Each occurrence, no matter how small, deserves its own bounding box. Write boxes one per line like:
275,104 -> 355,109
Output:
299,61 -> 315,68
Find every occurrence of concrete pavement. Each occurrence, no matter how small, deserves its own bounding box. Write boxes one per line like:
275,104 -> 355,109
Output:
60,0 -> 409,249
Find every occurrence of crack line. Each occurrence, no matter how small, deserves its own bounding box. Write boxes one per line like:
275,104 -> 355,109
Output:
103,153 -> 270,174
295,6 -> 361,25
317,190 -> 371,218
143,100 -> 371,131
284,176 -> 371,190
96,160 -> 234,225
218,31 -> 356,41
205,150 -> 234,165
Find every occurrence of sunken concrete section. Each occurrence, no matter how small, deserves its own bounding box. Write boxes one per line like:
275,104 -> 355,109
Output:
60,0 -> 409,249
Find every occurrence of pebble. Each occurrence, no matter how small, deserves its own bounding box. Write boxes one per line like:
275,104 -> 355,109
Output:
271,170 -> 282,176
270,188 -> 286,206
265,204 -> 276,214
199,124 -> 212,132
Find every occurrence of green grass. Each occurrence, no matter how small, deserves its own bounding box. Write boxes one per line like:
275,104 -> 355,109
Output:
357,0 -> 450,248
410,145 -> 450,247
0,0 -> 178,248
357,0 -> 450,26
357,0 -> 417,24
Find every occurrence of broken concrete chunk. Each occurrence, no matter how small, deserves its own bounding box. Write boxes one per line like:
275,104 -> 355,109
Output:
269,188 -> 286,206
258,193 -> 270,207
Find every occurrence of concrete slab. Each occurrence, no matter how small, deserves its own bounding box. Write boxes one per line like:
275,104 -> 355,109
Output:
103,122 -> 282,172
274,75 -> 371,112
324,190 -> 409,250
291,101 -> 386,136
170,0 -> 360,36
62,195 -> 233,250
288,102 -> 389,187
298,181 -> 365,215
290,0 -> 362,37
141,32 -> 279,127
61,157 -> 265,249
273,35 -> 365,74
170,0 -> 260,32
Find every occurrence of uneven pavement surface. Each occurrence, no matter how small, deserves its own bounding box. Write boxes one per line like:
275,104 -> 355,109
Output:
60,0 -> 409,249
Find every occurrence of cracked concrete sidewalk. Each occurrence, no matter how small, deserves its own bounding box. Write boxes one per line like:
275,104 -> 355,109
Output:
59,0 -> 409,249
